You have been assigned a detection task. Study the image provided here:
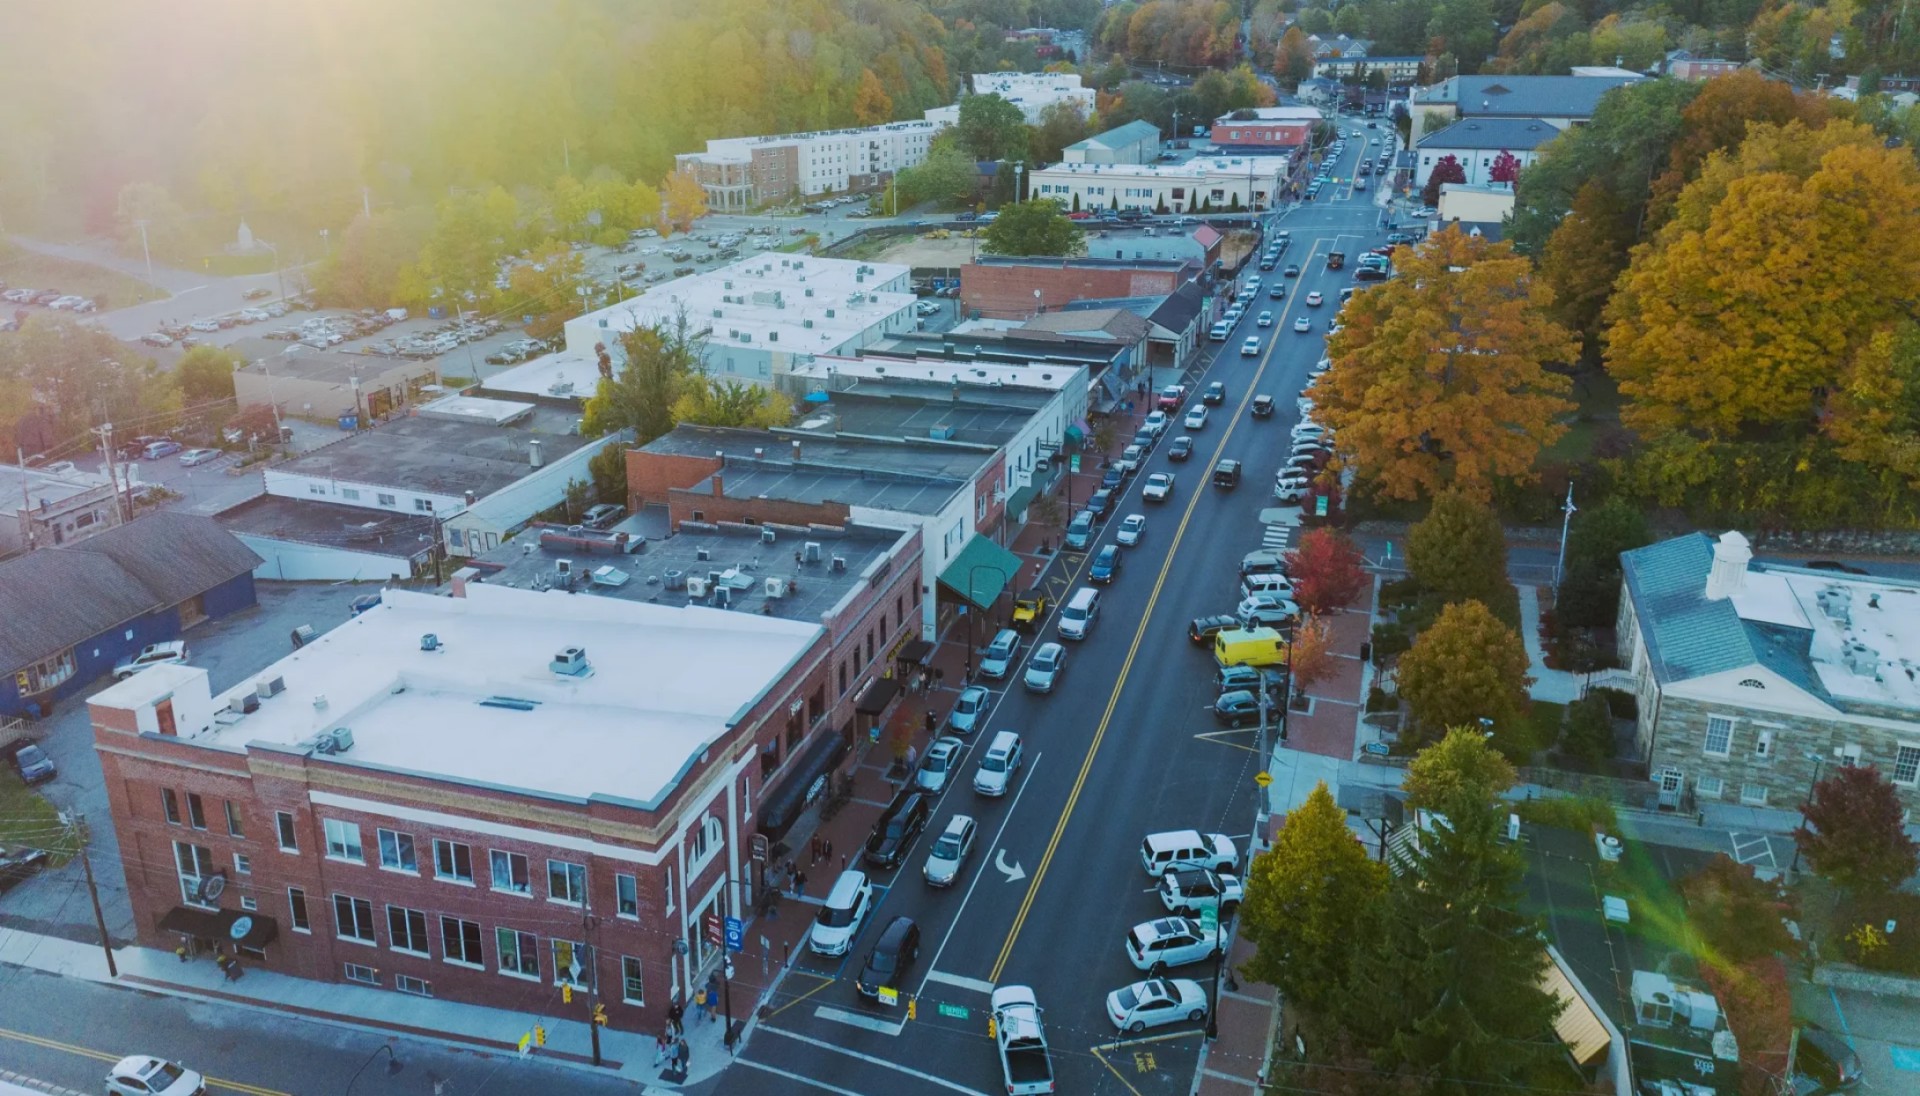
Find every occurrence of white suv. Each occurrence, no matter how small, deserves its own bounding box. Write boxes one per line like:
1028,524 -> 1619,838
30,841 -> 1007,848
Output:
1125,917 -> 1228,970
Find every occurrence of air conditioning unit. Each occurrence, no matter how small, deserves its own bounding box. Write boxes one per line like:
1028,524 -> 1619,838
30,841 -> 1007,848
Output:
555,559 -> 573,577
551,646 -> 592,678
713,586 -> 732,608
330,727 -> 355,753
256,676 -> 286,699
686,576 -> 710,598
696,547 -> 711,562
761,527 -> 776,544
663,569 -> 687,591
229,693 -> 260,715
830,556 -> 847,573
765,577 -> 789,598
803,541 -> 822,563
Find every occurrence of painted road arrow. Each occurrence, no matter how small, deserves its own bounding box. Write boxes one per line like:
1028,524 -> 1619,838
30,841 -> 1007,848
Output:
995,848 -> 1027,883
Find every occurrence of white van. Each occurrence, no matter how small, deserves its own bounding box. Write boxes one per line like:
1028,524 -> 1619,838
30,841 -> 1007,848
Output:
973,731 -> 1024,797
1241,572 -> 1296,600
1057,587 -> 1100,640
1139,830 -> 1238,876
808,870 -> 875,956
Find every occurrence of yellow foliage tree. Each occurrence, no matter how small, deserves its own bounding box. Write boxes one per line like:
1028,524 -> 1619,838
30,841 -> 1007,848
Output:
1605,122 -> 1920,443
1315,227 -> 1576,503
660,171 -> 708,236
852,69 -> 893,127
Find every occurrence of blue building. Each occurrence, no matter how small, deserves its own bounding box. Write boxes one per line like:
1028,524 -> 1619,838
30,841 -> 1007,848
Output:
0,511 -> 261,719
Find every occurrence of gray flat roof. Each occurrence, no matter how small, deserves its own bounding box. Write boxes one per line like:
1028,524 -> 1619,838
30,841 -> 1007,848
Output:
808,393 -> 1038,449
646,424 -> 990,483
274,408 -> 592,497
470,519 -> 909,622
217,494 -> 433,559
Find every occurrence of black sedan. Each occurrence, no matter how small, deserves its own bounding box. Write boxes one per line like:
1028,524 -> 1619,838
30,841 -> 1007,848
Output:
862,791 -> 932,869
1168,436 -> 1194,462
1188,614 -> 1240,646
0,845 -> 50,892
1213,690 -> 1263,727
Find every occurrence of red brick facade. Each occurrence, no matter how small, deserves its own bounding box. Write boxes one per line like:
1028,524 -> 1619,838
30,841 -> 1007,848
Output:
93,530 -> 925,1034
961,262 -> 1183,320
624,450 -> 722,513
1209,121 -> 1311,149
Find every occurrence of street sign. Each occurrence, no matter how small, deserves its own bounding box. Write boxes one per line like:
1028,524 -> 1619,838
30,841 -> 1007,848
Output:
937,1002 -> 971,1020
1070,454 -> 1081,473
1316,494 -> 1330,518
704,912 -> 724,947
869,724 -> 881,743
751,834 -> 768,862
1200,906 -> 1219,935
725,916 -> 745,953
1362,741 -> 1392,757
877,986 -> 900,1007
1254,771 -> 1273,787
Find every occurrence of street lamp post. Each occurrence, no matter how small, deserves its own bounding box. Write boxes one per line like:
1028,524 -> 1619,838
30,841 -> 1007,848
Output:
1787,751 -> 1829,878
1554,480 -> 1577,589
260,240 -> 287,303
343,1043 -> 404,1094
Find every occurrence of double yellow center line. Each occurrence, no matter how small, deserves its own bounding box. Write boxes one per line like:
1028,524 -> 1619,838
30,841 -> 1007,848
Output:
0,1025 -> 294,1096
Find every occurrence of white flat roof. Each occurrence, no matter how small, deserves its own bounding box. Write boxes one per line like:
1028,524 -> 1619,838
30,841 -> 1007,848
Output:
1214,107 -> 1323,122
196,586 -> 822,804
416,394 -> 535,426
483,349 -> 602,401
1033,156 -> 1293,180
1731,570 -> 1920,711
795,354 -> 1081,392
572,255 -> 914,355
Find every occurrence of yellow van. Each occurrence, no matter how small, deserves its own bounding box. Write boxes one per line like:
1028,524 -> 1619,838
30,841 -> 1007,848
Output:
1214,627 -> 1289,668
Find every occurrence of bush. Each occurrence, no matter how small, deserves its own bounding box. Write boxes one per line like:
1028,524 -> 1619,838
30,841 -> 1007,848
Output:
1514,795 -> 1618,833
1366,685 -> 1397,712
1593,686 -> 1637,720
1561,693 -> 1616,768
1379,575 -> 1424,610
1369,622 -> 1410,660
1839,891 -> 1920,975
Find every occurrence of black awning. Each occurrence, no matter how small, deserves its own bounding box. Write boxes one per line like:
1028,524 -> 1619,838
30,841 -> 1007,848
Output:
854,676 -> 902,716
758,730 -> 851,840
896,639 -> 934,666
159,905 -> 280,948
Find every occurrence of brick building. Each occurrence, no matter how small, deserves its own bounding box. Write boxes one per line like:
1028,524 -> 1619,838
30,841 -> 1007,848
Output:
960,256 -> 1192,321
92,519 -> 924,1034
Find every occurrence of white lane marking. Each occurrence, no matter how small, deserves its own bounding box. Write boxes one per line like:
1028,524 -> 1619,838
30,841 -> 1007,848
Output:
733,1056 -> 874,1096
922,970 -> 997,995
760,1024 -> 993,1096
813,1006 -> 908,1036
913,754 -> 1044,999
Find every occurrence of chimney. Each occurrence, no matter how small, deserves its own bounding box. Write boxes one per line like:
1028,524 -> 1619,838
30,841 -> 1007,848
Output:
791,439 -> 802,461
1704,531 -> 1752,600
529,439 -> 544,468
712,475 -> 724,497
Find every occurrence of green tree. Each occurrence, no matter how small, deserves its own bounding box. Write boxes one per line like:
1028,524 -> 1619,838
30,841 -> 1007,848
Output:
1680,855 -> 1797,966
1297,7 -> 1334,33
981,199 -> 1084,257
1396,600 -> 1533,754
1274,26 -> 1318,86
1403,723 -> 1517,812
1558,692 -> 1616,768
174,345 -> 242,405
580,313 -> 702,444
1241,783 -> 1388,1015
1407,490 -> 1522,627
1556,496 -> 1650,628
587,442 -> 629,509
1334,4 -> 1367,35
671,376 -> 794,429
1537,179 -> 1633,345
1428,0 -> 1496,73
415,186 -> 521,305
1030,100 -> 1093,164
312,208 -> 434,308
1793,764 -> 1920,897
1349,730 -> 1563,1088
494,238 -> 586,341
955,93 -> 1030,161
894,141 -> 979,209
0,315 -> 178,454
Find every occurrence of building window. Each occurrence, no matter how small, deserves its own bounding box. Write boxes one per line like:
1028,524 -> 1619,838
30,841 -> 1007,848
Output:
553,940 -> 588,988
223,801 -> 244,838
1740,783 -> 1770,806
1754,729 -> 1775,760
414,498 -> 433,512
186,794 -> 206,830
233,853 -> 252,875
616,874 -> 639,919
491,850 -> 531,895
175,841 -> 216,908
1697,776 -> 1725,799
442,917 -> 484,967
622,956 -> 646,1004
341,488 -> 361,501
377,829 -> 416,872
664,867 -> 675,915
325,820 -> 364,863
162,789 -> 181,826
548,860 -> 587,905
497,928 -> 539,979
1896,744 -> 1920,787
276,811 -> 298,852
688,814 -> 723,875
333,894 -> 377,943
1703,716 -> 1734,757
344,963 -> 380,986
288,888 -> 311,932
240,896 -> 258,911
396,974 -> 432,997
387,906 -> 430,956
434,840 -> 474,884
21,648 -> 77,692
377,493 -> 396,506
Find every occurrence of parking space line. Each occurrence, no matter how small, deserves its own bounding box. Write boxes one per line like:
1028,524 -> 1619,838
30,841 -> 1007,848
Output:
760,1024 -> 993,1095
814,1005 -> 908,1036
922,971 -> 996,995
915,755 -> 1044,1000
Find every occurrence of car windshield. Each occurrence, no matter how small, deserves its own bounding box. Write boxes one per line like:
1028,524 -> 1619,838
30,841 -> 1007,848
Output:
867,948 -> 897,974
955,694 -> 982,714
933,836 -> 961,859
884,816 -> 910,838
924,752 -> 949,772
148,1063 -> 187,1085
817,902 -> 858,928
1035,651 -> 1058,670
19,746 -> 46,765
981,754 -> 1007,772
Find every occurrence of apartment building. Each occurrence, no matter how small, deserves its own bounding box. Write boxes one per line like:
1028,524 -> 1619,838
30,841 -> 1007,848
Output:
675,120 -> 948,210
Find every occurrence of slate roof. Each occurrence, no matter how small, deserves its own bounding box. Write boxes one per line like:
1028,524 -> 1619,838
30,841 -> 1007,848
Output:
1420,117 -> 1560,151
1420,75 -> 1643,119
0,512 -> 261,673
1068,120 -> 1162,152
1147,280 -> 1206,333
1619,533 -> 1756,685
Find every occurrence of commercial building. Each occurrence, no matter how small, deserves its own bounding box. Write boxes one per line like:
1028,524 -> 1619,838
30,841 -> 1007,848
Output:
1845,71 -> 1920,93
1080,223 -> 1224,270
961,255 -> 1193,320
231,343 -> 440,425
1307,34 -> 1371,58
92,519 -> 923,1033
924,73 -> 1098,126
1061,120 -> 1163,165
1414,118 -> 1559,187
1410,73 -> 1645,143
1,461 -> 126,555
1209,109 -> 1318,153
2,512 -> 259,719
1313,55 -> 1425,84
1618,531 -> 1920,817
1436,181 -> 1517,226
1027,156 -> 1292,215
673,120 -> 948,211
563,256 -> 916,389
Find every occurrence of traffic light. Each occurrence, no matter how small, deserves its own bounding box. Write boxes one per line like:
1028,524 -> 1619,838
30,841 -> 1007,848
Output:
906,996 -> 917,1022
593,1003 -> 608,1026
534,1024 -> 547,1047
562,984 -> 573,1005
987,1015 -> 996,1039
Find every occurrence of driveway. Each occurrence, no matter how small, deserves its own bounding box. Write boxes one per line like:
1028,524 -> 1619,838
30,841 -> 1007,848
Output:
0,583 -> 358,944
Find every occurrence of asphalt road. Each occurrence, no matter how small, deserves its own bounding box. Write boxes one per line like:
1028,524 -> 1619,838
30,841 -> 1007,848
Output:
733,129 -> 1391,1096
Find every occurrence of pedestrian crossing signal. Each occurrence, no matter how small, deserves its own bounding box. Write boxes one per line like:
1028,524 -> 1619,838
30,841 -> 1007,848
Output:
562,984 -> 573,1004
534,1024 -> 546,1047
906,996 -> 916,1021
987,1015 -> 996,1039
593,1003 -> 608,1026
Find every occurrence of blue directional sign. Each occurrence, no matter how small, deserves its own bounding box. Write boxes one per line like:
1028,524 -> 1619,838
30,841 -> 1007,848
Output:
725,916 -> 745,953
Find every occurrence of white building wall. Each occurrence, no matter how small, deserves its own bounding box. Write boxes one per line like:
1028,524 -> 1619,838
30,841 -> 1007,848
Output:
1030,161 -> 1290,213
1414,147 -> 1543,188
263,468 -> 462,518
237,534 -> 416,583
444,430 -> 633,557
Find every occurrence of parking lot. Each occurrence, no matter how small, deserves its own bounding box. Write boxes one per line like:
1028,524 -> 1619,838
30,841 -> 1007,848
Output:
0,583 -> 357,945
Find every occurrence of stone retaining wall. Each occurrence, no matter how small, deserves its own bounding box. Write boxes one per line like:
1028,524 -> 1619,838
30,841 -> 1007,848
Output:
1812,962 -> 1920,999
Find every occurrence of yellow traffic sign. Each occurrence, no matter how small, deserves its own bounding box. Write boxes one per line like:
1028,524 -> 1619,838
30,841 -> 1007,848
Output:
1254,770 -> 1273,787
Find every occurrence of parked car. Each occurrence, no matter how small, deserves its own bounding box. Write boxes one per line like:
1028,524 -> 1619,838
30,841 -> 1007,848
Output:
1142,473 -> 1175,502
1794,1022 -> 1864,1091
948,685 -> 990,734
1089,545 -> 1123,585
0,844 -> 51,892
582,503 -> 625,529
114,641 -> 187,680
141,440 -> 183,460
1125,916 -> 1228,971
1064,511 -> 1095,550
11,743 -> 57,785
1188,615 -> 1240,646
1106,977 -> 1208,1033
923,815 -> 977,887
178,448 -> 221,467
1023,642 -> 1066,693
1213,690 -> 1263,727
105,1056 -> 208,1096
1085,488 -> 1113,519
863,790 -> 932,869
1116,514 -> 1147,546
979,629 -> 1023,679
1142,410 -> 1170,437
916,737 -> 964,794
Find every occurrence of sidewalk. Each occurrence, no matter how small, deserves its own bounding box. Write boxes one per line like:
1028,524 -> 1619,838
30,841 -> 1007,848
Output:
1516,584 -> 1581,703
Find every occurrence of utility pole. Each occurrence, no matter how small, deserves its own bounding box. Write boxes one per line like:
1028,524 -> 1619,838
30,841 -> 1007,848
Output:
133,219 -> 155,288
582,895 -> 604,1067
74,813 -> 117,978
15,446 -> 35,550
95,423 -> 131,524
1554,480 -> 1577,589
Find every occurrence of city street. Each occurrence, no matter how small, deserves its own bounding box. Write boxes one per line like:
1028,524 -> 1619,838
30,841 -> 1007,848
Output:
733,134 -> 1394,1095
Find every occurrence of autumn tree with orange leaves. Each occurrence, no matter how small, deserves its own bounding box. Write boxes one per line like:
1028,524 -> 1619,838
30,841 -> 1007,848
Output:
1315,228 -> 1576,503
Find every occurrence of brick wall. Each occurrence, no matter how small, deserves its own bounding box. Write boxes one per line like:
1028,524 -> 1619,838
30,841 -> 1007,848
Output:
625,451 -> 722,512
666,484 -> 849,532
962,263 -> 1181,320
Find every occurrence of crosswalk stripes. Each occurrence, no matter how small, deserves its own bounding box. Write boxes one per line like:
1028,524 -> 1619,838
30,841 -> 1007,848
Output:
1261,524 -> 1292,550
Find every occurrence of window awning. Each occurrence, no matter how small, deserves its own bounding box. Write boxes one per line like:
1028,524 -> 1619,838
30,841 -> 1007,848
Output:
1005,483 -> 1037,518
159,905 -> 280,949
895,639 -> 934,667
937,536 -> 1024,612
854,676 -> 902,716
757,730 -> 851,840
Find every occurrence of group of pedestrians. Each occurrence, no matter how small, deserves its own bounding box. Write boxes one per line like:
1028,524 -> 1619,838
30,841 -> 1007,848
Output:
653,969 -> 729,1072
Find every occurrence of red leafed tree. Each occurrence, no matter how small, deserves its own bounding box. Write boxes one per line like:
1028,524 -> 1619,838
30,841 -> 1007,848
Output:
1489,149 -> 1522,185
1421,154 -> 1466,207
1286,528 -> 1368,615
1793,764 -> 1920,895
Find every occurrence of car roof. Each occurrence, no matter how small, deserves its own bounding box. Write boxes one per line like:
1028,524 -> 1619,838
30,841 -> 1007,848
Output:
875,915 -> 916,948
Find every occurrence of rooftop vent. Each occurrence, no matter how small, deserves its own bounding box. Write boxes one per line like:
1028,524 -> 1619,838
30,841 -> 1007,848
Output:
330,727 -> 355,753
803,541 -> 822,563
420,634 -> 442,652
550,646 -> 593,678
1843,640 -> 1879,679
1817,585 -> 1854,625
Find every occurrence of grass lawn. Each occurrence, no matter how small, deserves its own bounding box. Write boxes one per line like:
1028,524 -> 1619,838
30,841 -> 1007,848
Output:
0,775 -> 77,867
0,240 -> 167,310
1526,700 -> 1567,752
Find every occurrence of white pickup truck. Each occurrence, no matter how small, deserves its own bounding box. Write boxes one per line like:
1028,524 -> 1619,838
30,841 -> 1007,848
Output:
992,985 -> 1055,1095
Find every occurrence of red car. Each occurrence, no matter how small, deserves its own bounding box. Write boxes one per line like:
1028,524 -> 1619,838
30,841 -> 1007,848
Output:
1156,384 -> 1187,411
1067,211 -> 1094,221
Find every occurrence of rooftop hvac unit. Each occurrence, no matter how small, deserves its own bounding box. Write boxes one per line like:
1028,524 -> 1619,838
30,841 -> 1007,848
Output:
830,556 -> 847,573
765,577 -> 789,598
556,559 -> 573,576
663,569 -> 687,590
713,585 -> 732,608
686,576 -> 710,598
420,633 -> 442,652
257,676 -> 286,699
803,319 -> 814,329
330,727 -> 355,753
761,527 -> 776,544
696,547 -> 711,562
707,570 -> 723,588
229,693 -> 260,715
550,646 -> 592,678
803,541 -> 822,563
309,732 -> 337,755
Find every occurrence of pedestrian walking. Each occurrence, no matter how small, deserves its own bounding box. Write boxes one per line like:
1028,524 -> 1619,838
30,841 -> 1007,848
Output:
923,710 -> 936,735
793,869 -> 808,898
693,984 -> 710,1025
676,1037 -> 691,1071
667,998 -> 685,1039
905,743 -> 918,770
653,1031 -> 672,1067
809,835 -> 822,866
822,837 -> 832,865
705,972 -> 721,1024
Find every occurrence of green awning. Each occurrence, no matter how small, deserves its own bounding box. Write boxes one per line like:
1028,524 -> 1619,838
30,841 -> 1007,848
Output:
1005,483 -> 1038,517
937,535 -> 1024,611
